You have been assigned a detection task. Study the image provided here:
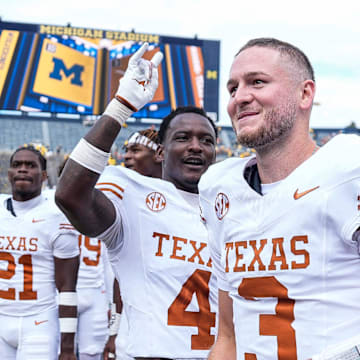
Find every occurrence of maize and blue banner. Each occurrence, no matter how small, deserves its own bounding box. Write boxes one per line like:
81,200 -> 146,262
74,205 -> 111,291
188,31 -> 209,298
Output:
0,21 -> 220,120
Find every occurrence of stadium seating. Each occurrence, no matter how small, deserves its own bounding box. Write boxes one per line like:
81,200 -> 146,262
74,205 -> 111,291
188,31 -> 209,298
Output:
0,114 -> 357,194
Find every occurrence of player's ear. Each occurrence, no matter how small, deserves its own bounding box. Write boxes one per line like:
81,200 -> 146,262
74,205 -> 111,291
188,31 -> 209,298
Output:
41,170 -> 48,182
155,144 -> 164,162
299,79 -> 315,111
153,152 -> 163,164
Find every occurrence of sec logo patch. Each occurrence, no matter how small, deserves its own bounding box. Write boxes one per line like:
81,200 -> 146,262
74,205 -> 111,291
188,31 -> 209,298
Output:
215,193 -> 229,220
146,192 -> 166,212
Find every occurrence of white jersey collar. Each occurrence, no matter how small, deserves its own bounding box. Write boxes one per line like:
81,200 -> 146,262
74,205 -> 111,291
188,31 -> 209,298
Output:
176,188 -> 199,208
11,194 -> 44,217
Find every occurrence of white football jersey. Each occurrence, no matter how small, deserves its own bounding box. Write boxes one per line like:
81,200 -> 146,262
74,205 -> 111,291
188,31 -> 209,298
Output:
95,166 -> 218,358
199,134 -> 360,360
77,234 -> 107,289
0,195 -> 79,316
76,235 -> 110,355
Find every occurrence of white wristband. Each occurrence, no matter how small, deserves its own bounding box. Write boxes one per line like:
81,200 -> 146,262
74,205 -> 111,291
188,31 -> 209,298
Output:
69,138 -> 110,174
59,292 -> 77,306
109,309 -> 121,336
110,303 -> 117,314
59,317 -> 78,333
103,98 -> 133,126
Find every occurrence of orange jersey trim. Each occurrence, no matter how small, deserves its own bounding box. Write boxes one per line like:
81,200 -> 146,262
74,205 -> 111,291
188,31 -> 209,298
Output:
97,182 -> 124,200
98,188 -> 123,200
59,223 -> 75,230
97,182 -> 125,193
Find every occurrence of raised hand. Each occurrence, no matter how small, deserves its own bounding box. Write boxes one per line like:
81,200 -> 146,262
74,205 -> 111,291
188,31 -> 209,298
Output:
115,42 -> 163,112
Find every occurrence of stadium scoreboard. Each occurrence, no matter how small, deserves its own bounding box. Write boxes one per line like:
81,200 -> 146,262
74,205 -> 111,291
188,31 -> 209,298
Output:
0,21 -> 220,120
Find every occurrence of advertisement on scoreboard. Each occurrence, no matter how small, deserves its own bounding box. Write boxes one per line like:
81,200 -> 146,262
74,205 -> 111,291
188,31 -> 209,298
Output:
0,21 -> 220,120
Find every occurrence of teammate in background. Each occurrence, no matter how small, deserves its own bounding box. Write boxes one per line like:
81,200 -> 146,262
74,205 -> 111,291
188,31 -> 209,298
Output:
55,43 -> 218,359
76,235 -> 112,360
123,128 -> 162,178
0,145 -> 79,359
198,38 -> 360,359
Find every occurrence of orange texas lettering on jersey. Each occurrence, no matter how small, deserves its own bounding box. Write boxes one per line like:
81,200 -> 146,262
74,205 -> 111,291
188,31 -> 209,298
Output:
153,232 -> 212,268
224,235 -> 310,273
0,236 -> 38,252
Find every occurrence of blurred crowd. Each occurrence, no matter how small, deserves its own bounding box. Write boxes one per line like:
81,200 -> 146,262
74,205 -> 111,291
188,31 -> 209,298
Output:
0,126 -> 353,194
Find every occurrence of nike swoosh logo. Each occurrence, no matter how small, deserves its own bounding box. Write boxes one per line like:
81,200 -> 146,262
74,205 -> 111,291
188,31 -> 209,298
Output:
35,320 -> 48,326
32,219 -> 45,223
294,186 -> 320,200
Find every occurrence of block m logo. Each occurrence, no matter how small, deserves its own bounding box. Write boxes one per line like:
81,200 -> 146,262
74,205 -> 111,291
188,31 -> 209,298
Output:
49,57 -> 84,86
206,70 -> 217,80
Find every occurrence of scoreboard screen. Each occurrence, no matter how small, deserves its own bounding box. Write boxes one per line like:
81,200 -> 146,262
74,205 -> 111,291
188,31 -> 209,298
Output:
0,21 -> 220,120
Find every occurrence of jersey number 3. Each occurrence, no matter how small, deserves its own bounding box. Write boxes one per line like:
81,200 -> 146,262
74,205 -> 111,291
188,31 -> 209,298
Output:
167,269 -> 215,350
239,276 -> 297,360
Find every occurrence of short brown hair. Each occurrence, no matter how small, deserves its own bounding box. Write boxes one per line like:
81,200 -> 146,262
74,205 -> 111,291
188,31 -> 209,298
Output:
237,37 -> 315,82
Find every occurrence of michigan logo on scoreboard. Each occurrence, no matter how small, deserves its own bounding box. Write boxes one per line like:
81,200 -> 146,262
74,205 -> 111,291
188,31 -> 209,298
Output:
33,38 -> 95,107
0,21 -> 220,118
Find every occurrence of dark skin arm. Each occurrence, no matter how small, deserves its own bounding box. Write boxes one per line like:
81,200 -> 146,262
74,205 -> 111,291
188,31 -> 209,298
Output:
54,255 -> 80,360
103,279 -> 123,360
55,116 -> 121,237
55,43 -> 162,238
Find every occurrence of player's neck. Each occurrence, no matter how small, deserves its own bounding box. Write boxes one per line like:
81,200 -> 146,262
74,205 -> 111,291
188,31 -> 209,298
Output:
12,189 -> 42,202
256,135 -> 317,184
10,194 -> 43,217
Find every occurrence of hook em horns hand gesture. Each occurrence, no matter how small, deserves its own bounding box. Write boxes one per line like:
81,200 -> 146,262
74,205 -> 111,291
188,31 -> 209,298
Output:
103,42 -> 163,125
116,42 -> 163,112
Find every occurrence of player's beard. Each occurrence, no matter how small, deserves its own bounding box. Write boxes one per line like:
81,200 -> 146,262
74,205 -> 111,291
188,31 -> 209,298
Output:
236,100 -> 297,149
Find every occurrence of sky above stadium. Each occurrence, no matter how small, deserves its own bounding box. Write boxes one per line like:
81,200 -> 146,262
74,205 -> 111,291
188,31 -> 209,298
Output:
2,0 -> 360,129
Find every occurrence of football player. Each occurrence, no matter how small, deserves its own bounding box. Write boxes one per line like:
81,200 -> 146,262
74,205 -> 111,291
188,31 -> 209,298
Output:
199,38 -> 360,359
123,128 -> 162,178
0,145 -> 79,359
76,235 -> 112,360
55,43 -> 218,359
